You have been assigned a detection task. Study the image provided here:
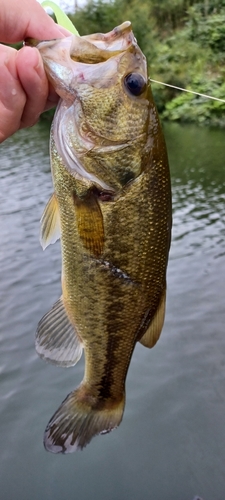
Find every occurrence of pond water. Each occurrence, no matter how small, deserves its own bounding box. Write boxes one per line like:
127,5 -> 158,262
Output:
0,121 -> 224,500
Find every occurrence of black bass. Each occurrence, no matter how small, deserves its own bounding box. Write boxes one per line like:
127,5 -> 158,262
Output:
35,21 -> 172,453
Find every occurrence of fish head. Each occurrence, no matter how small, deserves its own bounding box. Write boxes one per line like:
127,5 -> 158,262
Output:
36,23 -> 153,191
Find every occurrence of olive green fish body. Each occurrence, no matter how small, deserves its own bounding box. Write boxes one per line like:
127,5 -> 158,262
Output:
36,23 -> 171,453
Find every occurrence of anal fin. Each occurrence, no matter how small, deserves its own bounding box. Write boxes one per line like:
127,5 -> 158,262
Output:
139,287 -> 166,348
36,297 -> 83,367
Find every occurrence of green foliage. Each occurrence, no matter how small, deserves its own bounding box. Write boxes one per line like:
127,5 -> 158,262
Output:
162,80 -> 225,127
69,0 -> 122,35
187,6 -> 225,52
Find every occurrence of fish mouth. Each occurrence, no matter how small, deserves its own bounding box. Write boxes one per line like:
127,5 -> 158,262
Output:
28,21 -> 134,59
33,21 -> 142,97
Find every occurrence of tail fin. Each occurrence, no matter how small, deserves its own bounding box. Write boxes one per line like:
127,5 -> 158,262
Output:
44,385 -> 125,453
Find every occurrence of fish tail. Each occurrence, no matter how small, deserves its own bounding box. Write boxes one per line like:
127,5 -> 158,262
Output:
44,384 -> 125,453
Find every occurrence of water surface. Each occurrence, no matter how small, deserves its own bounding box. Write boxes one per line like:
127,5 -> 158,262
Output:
0,122 -> 225,500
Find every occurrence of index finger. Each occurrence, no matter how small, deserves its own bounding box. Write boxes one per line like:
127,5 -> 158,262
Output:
0,0 -> 67,43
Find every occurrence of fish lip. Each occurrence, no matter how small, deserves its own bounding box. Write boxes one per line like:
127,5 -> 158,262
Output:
82,21 -> 134,50
34,20 -> 134,53
35,20 -> 135,63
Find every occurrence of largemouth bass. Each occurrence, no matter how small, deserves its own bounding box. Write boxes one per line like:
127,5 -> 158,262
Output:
35,21 -> 172,453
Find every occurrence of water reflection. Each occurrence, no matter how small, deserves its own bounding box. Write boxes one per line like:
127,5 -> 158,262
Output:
0,122 -> 225,500
164,123 -> 225,259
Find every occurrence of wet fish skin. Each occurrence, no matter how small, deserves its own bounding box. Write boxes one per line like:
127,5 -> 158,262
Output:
35,22 -> 172,453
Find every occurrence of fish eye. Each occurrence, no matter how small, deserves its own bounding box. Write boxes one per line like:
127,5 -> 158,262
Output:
124,73 -> 147,96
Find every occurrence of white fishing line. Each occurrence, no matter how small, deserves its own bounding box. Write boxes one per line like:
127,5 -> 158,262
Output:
149,79 -> 225,103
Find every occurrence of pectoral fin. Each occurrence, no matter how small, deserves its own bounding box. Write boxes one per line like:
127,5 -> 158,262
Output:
74,192 -> 104,257
36,297 -> 83,367
139,287 -> 166,348
40,193 -> 61,250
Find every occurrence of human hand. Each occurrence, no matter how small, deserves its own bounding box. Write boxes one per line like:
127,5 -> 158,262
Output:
0,0 -> 68,143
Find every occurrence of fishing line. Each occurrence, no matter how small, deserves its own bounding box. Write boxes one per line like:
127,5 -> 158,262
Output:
149,79 -> 225,103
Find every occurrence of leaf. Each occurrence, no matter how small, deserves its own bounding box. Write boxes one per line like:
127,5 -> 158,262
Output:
41,1 -> 80,36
